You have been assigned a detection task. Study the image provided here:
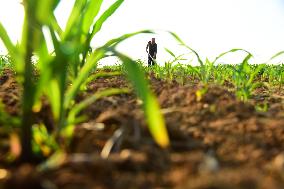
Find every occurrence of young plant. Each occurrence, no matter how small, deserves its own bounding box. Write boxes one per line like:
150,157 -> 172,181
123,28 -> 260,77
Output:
0,55 -> 11,72
265,51 -> 284,89
164,48 -> 190,82
0,0 -> 169,162
169,32 -> 207,82
231,55 -> 265,101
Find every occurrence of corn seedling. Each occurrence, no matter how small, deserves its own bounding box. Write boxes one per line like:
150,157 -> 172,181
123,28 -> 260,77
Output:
231,55 -> 265,101
0,0 -> 169,162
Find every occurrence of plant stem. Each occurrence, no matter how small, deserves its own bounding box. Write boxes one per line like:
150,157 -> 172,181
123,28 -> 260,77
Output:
20,1 -> 36,162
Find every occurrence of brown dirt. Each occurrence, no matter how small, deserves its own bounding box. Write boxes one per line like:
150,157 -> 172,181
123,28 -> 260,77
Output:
0,69 -> 21,116
1,69 -> 284,189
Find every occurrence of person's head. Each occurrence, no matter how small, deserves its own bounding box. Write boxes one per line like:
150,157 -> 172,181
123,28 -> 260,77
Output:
151,38 -> 155,44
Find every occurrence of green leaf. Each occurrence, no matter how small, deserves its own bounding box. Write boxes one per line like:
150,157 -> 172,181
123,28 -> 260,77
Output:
0,24 -> 17,56
36,0 -> 60,24
212,48 -> 252,64
32,124 -> 58,156
186,65 -> 200,76
67,88 -> 130,125
114,51 -> 169,148
165,48 -> 176,58
63,0 -> 87,39
64,48 -> 105,108
247,64 -> 265,86
169,31 -> 184,45
169,32 -> 204,67
104,30 -> 152,48
0,23 -> 22,71
33,28 -> 53,112
48,27 -> 69,125
48,79 -> 61,121
50,14 -> 63,36
82,0 -> 104,35
268,51 -> 284,62
83,71 -> 122,89
90,0 -> 124,39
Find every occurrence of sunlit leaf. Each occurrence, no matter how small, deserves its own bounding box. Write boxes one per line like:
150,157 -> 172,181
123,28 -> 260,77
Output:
67,88 -> 130,125
212,48 -> 252,64
82,0 -> 104,34
0,23 -> 22,72
268,51 -> 284,62
90,0 -> 124,39
63,0 -> 87,39
165,48 -> 176,58
114,51 -> 169,148
169,31 -> 204,66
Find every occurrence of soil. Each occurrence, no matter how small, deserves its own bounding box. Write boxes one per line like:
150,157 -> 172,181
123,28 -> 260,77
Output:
1,69 -> 284,189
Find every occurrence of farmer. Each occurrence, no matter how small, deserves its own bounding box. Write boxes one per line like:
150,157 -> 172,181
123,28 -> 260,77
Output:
146,38 -> 157,66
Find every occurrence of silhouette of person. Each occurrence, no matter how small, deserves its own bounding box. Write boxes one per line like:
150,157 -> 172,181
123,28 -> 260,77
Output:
146,38 -> 157,66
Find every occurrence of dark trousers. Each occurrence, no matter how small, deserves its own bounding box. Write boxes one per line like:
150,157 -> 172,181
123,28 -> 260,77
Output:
148,55 -> 155,66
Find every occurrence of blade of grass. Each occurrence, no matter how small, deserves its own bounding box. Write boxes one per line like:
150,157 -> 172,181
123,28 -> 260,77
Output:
63,0 -> 86,38
82,0 -> 104,34
165,48 -> 176,58
169,31 -> 204,66
80,0 -> 125,67
212,48 -> 252,64
268,51 -> 284,62
113,51 -> 169,148
83,71 -> 122,88
36,0 -> 60,24
90,0 -> 124,39
0,24 -> 17,57
104,30 -> 153,48
64,48 -> 105,109
50,14 -> 63,36
67,88 -> 130,125
0,23 -> 23,72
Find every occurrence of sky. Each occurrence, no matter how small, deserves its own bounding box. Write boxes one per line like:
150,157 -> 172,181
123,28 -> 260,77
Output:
0,0 -> 284,65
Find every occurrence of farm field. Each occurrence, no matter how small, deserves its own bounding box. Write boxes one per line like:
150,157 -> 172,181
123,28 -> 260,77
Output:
0,0 -> 284,189
1,62 -> 284,188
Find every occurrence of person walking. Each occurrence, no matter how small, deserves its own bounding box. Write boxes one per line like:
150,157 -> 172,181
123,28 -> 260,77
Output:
146,38 -> 157,66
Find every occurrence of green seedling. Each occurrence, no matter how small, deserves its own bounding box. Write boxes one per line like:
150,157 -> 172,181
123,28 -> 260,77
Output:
0,0 -> 169,162
255,102 -> 268,113
231,55 -> 265,101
